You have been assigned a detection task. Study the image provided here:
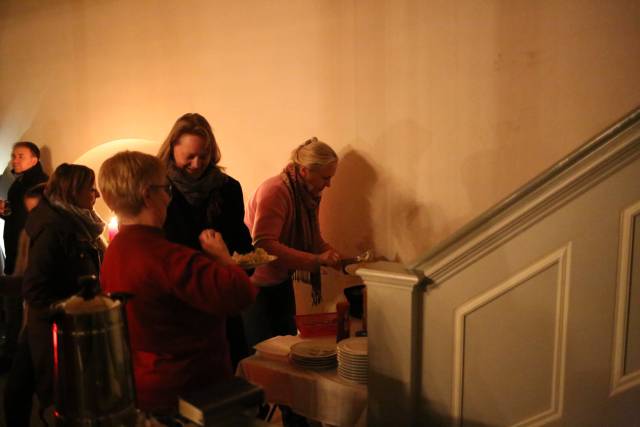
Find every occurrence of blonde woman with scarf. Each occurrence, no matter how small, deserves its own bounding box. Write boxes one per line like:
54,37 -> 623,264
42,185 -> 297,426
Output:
245,138 -> 341,426
244,137 -> 341,348
157,113 -> 254,372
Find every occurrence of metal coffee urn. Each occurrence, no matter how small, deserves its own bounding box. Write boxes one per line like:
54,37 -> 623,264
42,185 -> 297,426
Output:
51,275 -> 138,426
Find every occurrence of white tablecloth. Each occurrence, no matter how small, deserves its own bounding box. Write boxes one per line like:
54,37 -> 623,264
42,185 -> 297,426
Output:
237,351 -> 367,427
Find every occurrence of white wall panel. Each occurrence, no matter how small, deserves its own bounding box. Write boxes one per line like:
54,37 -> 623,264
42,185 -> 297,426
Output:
454,246 -> 570,426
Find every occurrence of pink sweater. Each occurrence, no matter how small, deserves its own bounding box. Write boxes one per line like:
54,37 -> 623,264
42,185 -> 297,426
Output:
245,174 -> 331,285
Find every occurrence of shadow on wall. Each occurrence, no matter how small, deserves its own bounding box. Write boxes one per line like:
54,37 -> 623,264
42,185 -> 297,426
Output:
321,147 -> 378,257
388,195 -> 439,263
39,145 -> 53,175
417,398 -> 496,427
370,119 -> 440,263
369,372 -> 495,426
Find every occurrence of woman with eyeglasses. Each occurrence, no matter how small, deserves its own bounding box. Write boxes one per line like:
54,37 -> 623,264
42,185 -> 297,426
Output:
157,113 -> 254,370
99,151 -> 256,418
8,164 -> 105,425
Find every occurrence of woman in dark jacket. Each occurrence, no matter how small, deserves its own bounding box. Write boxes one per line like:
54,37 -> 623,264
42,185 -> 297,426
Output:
157,113 -> 253,370
4,163 -> 105,426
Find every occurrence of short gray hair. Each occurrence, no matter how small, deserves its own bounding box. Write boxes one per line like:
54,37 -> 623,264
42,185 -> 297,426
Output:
289,137 -> 338,170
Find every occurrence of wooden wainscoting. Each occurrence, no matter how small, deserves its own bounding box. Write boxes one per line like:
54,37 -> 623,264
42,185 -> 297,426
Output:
360,109 -> 640,426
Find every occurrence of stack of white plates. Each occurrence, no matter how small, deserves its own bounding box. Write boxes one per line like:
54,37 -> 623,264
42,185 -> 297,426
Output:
289,341 -> 337,370
337,337 -> 368,384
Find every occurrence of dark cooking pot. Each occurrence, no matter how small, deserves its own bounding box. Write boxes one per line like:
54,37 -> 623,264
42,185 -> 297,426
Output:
343,285 -> 365,319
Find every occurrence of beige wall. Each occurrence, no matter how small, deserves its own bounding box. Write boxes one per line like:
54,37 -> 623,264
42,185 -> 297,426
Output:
1,0 -> 639,263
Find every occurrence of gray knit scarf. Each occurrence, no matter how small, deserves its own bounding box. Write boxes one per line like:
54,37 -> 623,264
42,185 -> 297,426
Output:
281,163 -> 324,305
167,162 -> 226,207
47,195 -> 106,252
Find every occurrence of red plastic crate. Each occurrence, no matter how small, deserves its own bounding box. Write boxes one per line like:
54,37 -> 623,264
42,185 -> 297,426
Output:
295,312 -> 337,338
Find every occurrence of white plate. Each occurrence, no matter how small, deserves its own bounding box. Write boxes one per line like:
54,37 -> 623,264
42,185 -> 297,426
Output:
338,361 -> 368,370
291,341 -> 337,359
337,355 -> 368,363
337,337 -> 368,356
338,373 -> 368,383
337,352 -> 368,360
344,262 -> 374,276
338,371 -> 368,380
293,361 -> 337,367
338,365 -> 369,376
338,369 -> 368,378
291,357 -> 338,365
291,357 -> 337,366
290,355 -> 337,370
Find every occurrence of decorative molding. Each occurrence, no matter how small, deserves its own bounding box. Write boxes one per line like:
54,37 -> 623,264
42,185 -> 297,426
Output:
451,245 -> 572,426
610,200 -> 640,396
414,120 -> 640,284
357,262 -> 422,292
412,108 -> 640,274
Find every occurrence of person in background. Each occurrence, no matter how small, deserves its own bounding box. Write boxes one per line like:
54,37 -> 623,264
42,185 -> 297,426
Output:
0,142 -> 48,372
0,142 -> 49,275
13,164 -> 104,426
157,113 -> 254,370
1,183 -> 45,427
99,151 -> 257,419
0,183 -> 46,297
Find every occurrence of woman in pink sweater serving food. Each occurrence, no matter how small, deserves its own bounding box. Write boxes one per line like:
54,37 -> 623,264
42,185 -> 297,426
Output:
243,137 -> 342,348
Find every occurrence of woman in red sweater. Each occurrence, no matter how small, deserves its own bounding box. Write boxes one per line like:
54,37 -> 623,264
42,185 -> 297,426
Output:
98,151 -> 257,417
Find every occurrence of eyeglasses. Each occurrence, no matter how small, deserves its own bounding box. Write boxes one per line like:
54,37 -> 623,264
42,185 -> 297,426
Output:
150,184 -> 172,198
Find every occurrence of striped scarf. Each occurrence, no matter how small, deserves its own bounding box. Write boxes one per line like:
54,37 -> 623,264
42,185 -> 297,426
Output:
281,163 -> 323,305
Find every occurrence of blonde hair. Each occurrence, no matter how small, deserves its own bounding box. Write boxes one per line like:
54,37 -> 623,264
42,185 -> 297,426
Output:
46,164 -> 95,207
99,151 -> 165,216
157,113 -> 221,169
289,137 -> 338,170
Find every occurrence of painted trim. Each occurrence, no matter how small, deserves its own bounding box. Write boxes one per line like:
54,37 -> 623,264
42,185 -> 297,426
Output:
417,124 -> 640,283
357,262 -> 422,292
451,244 -> 571,426
411,107 -> 640,272
610,200 -> 640,396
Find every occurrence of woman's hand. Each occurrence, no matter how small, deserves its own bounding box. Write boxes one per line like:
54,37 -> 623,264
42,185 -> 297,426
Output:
317,249 -> 342,269
199,229 -> 233,265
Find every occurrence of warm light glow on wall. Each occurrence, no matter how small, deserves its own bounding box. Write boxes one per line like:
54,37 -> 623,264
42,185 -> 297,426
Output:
73,138 -> 159,223
107,216 -> 119,243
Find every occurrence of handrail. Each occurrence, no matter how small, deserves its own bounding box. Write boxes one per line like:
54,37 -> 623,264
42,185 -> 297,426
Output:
409,106 -> 640,270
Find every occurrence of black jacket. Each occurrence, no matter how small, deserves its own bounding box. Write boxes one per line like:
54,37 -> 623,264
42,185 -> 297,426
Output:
22,197 -> 104,407
164,173 -> 253,255
23,198 -> 103,308
164,173 -> 254,371
1,162 -> 48,274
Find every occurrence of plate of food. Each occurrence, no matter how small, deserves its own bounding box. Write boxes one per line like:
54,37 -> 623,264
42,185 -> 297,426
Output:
344,262 -> 374,276
232,248 -> 277,269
